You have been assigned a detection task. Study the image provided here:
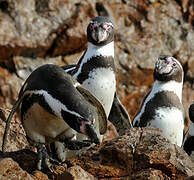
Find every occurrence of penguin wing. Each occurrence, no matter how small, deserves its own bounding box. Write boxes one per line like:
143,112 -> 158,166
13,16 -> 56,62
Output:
189,103 -> 194,123
108,92 -> 132,135
76,84 -> 107,135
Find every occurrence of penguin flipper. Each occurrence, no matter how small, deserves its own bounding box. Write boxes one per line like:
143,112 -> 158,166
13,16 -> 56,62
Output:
108,92 -> 132,135
76,85 -> 107,135
189,103 -> 194,123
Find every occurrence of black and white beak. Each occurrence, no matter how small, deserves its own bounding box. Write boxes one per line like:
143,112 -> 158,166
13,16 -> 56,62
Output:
90,22 -> 112,43
87,16 -> 114,45
155,55 -> 177,75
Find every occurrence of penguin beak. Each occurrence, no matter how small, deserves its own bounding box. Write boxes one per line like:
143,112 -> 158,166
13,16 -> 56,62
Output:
79,120 -> 100,144
85,124 -> 100,145
92,25 -> 108,43
155,56 -> 175,74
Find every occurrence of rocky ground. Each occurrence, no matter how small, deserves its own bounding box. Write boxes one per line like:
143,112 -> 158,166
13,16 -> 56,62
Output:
0,0 -> 194,179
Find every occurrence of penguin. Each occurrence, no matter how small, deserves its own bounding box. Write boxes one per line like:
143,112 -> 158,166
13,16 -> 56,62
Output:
62,16 -> 132,134
184,103 -> 194,156
54,16 -> 132,161
2,64 -> 107,171
133,55 -> 184,147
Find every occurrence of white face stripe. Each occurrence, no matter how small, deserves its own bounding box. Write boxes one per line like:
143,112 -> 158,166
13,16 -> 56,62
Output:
171,57 -> 184,83
171,57 -> 183,71
73,41 -> 114,79
64,66 -> 76,73
133,80 -> 183,126
90,21 -> 113,27
23,90 -> 83,119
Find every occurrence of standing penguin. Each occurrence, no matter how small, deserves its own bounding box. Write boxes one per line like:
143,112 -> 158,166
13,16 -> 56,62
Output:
62,16 -> 132,134
55,16 -> 132,161
2,64 -> 107,171
133,55 -> 184,147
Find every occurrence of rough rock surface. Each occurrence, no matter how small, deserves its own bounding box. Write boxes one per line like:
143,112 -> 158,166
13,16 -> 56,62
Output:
0,157 -> 34,180
68,128 -> 194,179
1,128 -> 194,179
0,0 -> 194,179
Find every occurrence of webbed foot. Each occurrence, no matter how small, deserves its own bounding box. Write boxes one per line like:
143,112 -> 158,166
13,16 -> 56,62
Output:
37,144 -> 60,172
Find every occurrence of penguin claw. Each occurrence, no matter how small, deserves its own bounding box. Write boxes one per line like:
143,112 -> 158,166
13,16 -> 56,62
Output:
37,144 -> 59,172
37,158 -> 54,173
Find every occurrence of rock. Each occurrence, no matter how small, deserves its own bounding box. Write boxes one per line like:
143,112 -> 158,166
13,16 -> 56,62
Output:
0,157 -> 33,180
68,127 -> 194,179
0,127 -> 194,179
0,0 -> 194,179
66,165 -> 96,180
102,120 -> 119,142
32,171 -> 49,180
0,0 -> 96,69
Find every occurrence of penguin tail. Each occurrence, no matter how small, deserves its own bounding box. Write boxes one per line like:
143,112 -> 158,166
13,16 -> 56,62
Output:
2,97 -> 23,152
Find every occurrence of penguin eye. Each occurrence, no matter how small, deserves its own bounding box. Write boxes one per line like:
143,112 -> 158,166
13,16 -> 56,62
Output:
103,24 -> 112,31
90,23 -> 98,30
172,62 -> 176,67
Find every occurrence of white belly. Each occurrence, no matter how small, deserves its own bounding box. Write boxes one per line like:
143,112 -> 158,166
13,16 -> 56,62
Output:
80,67 -> 116,117
148,107 -> 184,147
23,103 -> 76,144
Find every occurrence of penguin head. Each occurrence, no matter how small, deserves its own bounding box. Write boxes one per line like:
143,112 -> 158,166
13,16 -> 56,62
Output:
154,55 -> 183,83
87,16 -> 114,46
61,108 -> 100,145
78,117 -> 100,145
189,103 -> 194,123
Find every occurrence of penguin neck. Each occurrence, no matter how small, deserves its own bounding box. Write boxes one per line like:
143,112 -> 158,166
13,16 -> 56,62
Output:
86,41 -> 114,58
79,41 -> 114,65
73,41 -> 115,79
152,80 -> 183,101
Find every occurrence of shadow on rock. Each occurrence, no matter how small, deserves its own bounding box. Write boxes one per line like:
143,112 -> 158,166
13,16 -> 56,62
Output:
0,149 -> 37,173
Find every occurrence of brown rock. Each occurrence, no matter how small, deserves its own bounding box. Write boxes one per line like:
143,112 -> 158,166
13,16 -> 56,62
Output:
66,165 -> 96,180
0,127 -> 194,179
0,0 -> 194,128
0,0 -> 194,178
102,120 -> 119,142
0,0 -> 96,69
32,171 -> 49,180
68,127 -> 194,179
0,157 -> 33,180
131,168 -> 170,179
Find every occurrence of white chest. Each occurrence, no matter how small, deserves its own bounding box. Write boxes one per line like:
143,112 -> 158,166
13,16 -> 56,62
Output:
81,67 -> 116,117
149,107 -> 184,146
133,80 -> 183,127
23,102 -> 76,144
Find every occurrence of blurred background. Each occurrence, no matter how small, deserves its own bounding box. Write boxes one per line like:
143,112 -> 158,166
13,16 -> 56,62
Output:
0,0 -> 193,151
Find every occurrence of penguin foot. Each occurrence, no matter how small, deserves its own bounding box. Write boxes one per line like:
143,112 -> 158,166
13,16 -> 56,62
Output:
63,139 -> 92,150
37,144 -> 60,172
